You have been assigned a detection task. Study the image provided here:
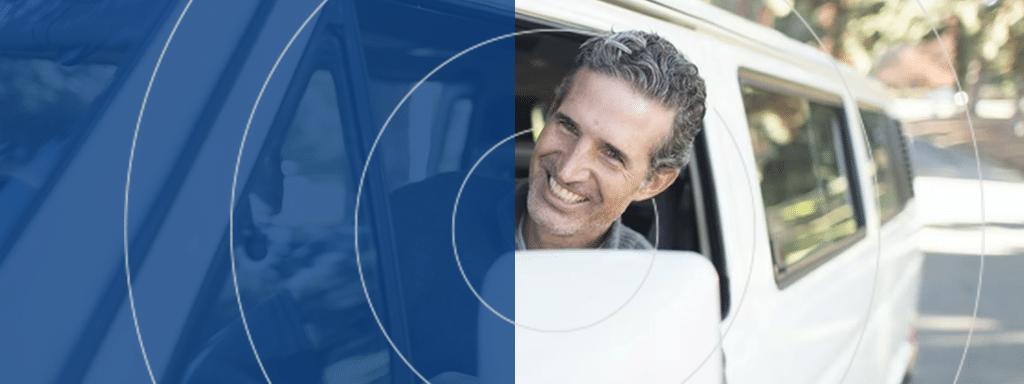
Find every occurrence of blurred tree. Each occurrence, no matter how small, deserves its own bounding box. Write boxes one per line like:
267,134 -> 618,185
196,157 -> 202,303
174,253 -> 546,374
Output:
709,0 -> 1024,112
949,0 -> 1024,110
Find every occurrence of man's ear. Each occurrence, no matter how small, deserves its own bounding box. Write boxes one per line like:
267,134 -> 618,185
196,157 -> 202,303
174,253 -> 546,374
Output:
635,167 -> 679,201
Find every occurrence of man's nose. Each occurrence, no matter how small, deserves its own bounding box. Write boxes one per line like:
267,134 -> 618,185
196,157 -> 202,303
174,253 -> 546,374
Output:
556,141 -> 592,184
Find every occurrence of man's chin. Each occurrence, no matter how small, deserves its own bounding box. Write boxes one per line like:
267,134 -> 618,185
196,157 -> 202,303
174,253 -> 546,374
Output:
526,180 -> 598,238
527,205 -> 587,237
534,220 -> 584,238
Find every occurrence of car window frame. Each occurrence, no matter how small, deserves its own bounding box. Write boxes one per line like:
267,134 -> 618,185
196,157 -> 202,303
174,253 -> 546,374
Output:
738,68 -> 867,289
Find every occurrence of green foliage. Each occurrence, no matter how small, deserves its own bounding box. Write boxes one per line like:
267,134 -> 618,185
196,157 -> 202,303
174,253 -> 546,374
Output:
711,0 -> 1024,101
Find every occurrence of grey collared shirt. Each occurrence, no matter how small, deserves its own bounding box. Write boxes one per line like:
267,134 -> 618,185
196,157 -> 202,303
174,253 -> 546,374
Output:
513,181 -> 653,251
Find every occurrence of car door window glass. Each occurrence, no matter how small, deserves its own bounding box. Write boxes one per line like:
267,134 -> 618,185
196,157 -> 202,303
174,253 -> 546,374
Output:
860,109 -> 903,222
742,84 -> 863,277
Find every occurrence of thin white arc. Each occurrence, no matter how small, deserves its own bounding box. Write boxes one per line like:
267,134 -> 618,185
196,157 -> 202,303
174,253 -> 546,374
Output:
768,1 -> 885,382
124,1 -> 195,384
679,108 -> 759,384
450,129 -> 660,333
910,2 -> 985,383
228,2 -> 328,384
354,28 -> 599,384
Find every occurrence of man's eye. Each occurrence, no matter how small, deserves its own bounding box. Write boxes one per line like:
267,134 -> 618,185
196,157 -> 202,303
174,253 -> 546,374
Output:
559,119 -> 579,136
603,148 -> 623,163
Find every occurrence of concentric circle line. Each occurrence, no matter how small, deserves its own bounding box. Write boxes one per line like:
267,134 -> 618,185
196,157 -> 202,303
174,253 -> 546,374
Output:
227,1 -> 328,384
766,1 -> 887,382
910,1 -> 986,383
450,128 -> 661,333
678,107 -> 760,384
123,1 -> 195,383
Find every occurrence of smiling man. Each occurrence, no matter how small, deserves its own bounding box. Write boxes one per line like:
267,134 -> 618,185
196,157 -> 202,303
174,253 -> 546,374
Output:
516,30 -> 707,250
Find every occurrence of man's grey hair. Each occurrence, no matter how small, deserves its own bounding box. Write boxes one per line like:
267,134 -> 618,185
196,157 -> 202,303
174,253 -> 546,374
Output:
549,30 -> 707,176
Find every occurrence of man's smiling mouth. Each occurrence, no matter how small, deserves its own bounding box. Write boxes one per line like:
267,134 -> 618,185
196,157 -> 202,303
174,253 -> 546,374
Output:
548,175 -> 587,204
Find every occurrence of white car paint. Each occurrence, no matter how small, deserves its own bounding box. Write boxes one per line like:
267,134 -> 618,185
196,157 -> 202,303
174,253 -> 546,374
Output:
512,1 -> 923,383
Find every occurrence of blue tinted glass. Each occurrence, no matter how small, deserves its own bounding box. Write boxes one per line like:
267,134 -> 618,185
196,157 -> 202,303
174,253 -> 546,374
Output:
0,0 -> 170,255
175,1 -> 515,382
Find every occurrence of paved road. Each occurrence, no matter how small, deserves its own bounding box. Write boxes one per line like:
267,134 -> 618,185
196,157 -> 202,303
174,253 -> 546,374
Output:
907,140 -> 1024,384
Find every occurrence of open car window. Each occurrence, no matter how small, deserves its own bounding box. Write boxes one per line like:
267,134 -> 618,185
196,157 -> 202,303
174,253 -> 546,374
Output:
513,24 -> 710,254
514,23 -> 727,316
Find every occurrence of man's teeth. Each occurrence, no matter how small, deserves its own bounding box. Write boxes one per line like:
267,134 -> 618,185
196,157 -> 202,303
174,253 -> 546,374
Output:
549,176 -> 585,203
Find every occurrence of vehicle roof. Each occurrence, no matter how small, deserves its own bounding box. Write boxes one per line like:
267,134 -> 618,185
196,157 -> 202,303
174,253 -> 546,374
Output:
515,0 -> 891,108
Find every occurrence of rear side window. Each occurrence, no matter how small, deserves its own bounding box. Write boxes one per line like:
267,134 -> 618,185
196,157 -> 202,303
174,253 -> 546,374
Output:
860,109 -> 914,222
740,75 -> 865,286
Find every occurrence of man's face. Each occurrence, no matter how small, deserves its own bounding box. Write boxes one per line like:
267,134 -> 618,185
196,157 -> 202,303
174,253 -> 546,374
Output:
526,69 -> 678,244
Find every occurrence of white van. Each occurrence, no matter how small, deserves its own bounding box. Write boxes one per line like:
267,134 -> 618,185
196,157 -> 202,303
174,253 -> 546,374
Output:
506,1 -> 923,383
0,0 -> 920,383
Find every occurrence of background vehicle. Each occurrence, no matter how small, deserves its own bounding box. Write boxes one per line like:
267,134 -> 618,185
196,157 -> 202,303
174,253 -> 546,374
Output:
0,0 -> 920,383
